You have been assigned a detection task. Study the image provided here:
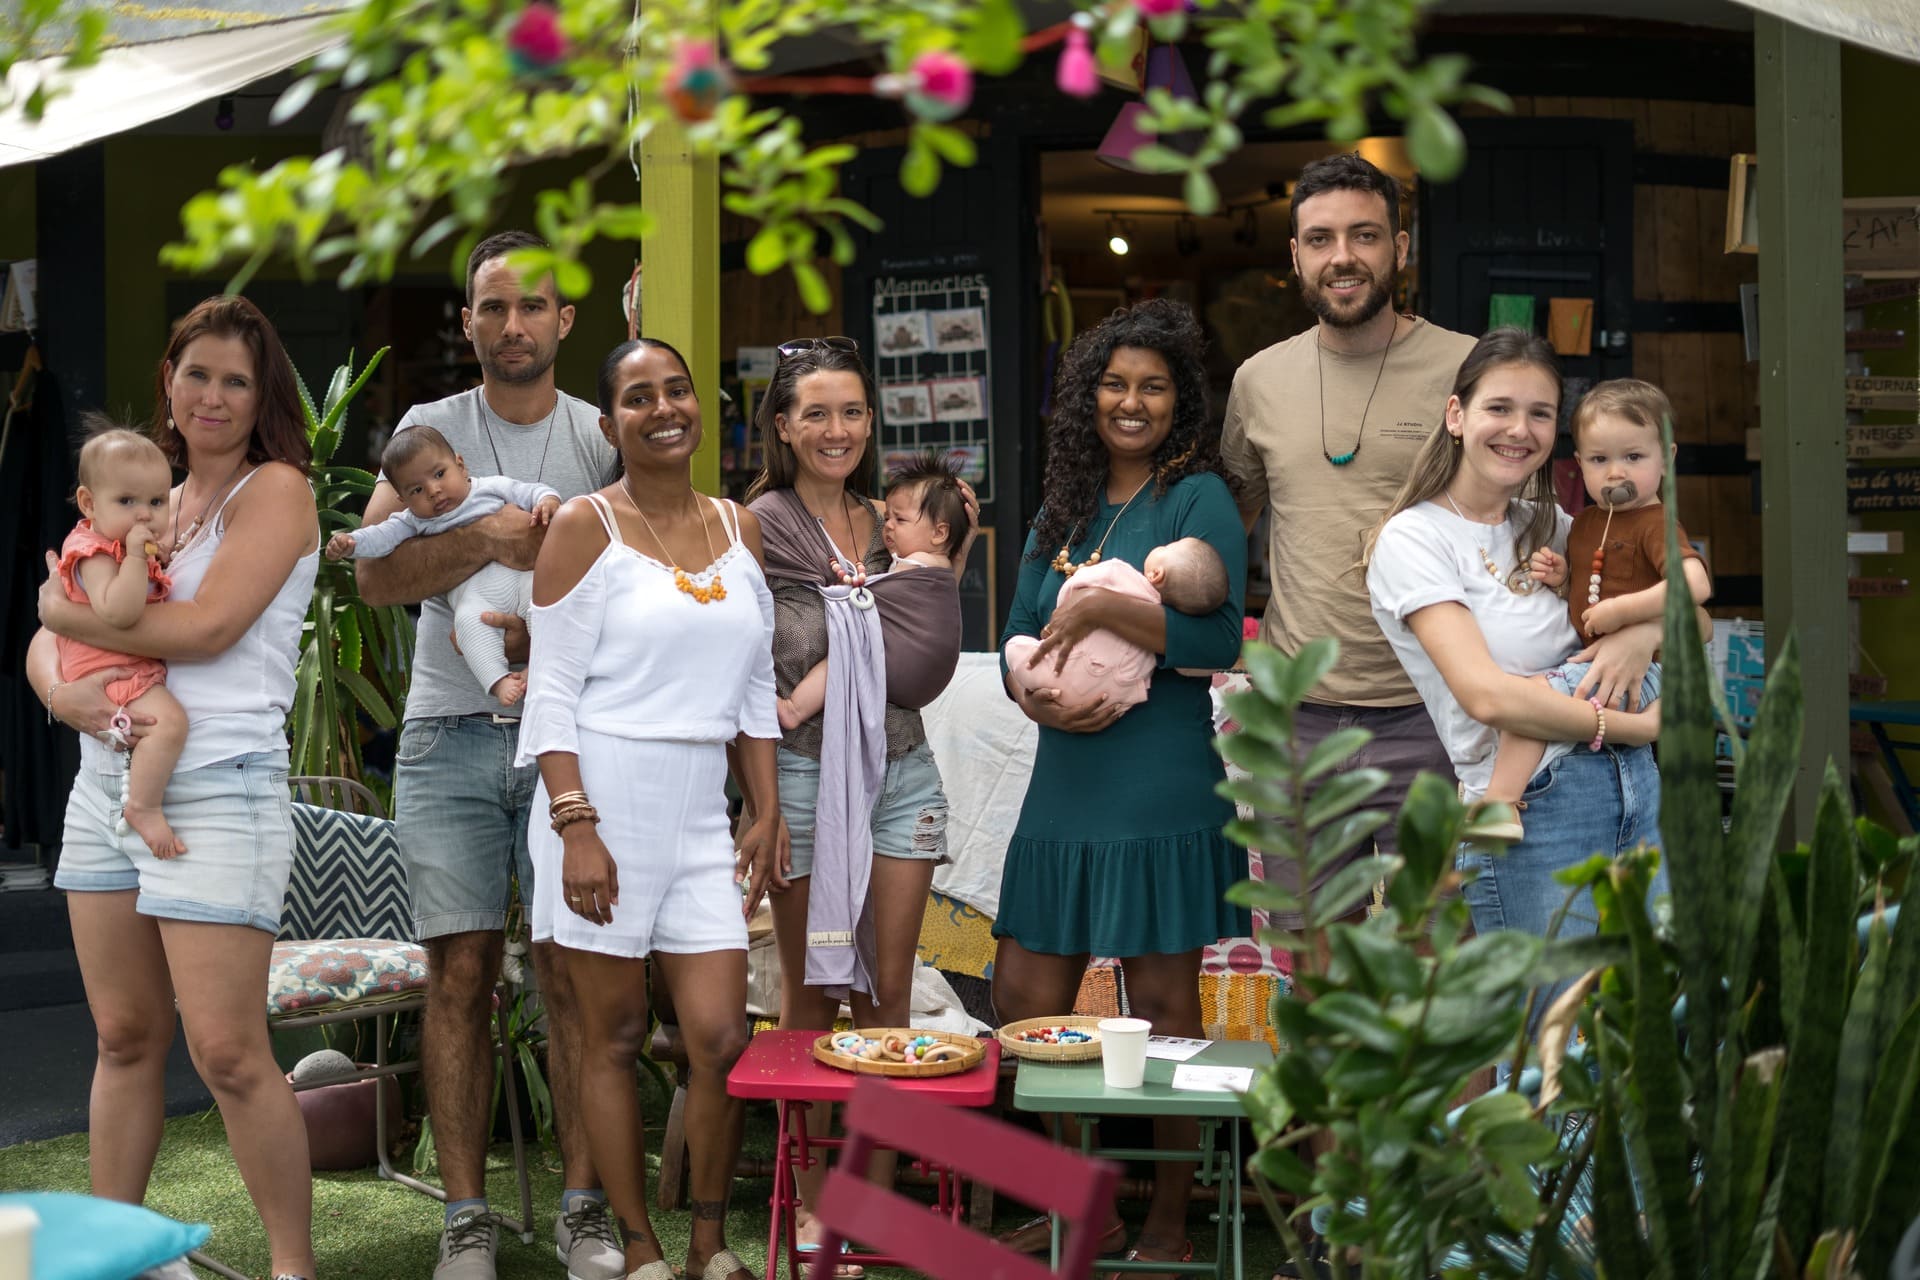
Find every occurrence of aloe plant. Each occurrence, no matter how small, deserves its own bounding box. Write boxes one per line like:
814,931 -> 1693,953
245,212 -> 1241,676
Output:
291,348 -> 411,786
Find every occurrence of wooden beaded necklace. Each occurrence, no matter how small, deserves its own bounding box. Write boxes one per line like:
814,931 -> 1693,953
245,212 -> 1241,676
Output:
1051,475 -> 1152,578
1585,503 -> 1617,611
1444,492 -> 1536,595
623,477 -> 727,604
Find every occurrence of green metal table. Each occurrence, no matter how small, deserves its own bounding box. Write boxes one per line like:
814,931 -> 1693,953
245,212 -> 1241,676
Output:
1012,1039 -> 1274,1279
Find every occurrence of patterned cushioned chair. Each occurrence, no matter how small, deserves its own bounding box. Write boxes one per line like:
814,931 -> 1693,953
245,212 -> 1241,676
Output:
267,798 -> 534,1238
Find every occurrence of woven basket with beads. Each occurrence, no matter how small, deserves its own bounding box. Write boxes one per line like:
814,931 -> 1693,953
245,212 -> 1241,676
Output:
810,1028 -> 985,1077
996,1015 -> 1105,1062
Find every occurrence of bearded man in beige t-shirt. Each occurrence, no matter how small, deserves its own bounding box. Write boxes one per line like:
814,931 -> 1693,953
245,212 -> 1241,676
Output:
1222,153 -> 1477,934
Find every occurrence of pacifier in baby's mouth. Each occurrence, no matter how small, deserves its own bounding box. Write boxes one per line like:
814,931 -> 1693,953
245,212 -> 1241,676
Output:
1600,480 -> 1638,507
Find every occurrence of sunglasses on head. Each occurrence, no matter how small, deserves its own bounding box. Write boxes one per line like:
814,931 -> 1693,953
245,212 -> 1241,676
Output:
776,336 -> 859,360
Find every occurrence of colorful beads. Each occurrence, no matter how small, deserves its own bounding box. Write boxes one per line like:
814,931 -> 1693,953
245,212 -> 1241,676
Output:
1015,1026 -> 1095,1045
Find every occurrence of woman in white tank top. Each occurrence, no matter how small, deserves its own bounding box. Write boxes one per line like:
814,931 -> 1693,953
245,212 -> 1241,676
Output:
28,297 -> 322,1279
517,339 -> 780,1280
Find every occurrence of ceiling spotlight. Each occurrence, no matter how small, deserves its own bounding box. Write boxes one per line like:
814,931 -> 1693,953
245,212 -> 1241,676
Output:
1107,215 -> 1131,256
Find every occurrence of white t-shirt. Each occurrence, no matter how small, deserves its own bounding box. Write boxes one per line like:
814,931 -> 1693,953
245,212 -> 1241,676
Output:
1366,500 -> 1578,800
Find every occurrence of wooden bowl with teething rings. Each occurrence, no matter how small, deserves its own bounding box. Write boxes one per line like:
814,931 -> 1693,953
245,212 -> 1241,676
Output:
810,1027 -> 986,1077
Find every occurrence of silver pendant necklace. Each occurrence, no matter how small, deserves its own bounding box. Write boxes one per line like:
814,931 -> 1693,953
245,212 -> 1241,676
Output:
478,393 -> 561,484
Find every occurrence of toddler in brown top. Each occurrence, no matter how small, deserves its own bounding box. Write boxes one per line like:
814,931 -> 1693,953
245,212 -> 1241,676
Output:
1479,379 -> 1714,839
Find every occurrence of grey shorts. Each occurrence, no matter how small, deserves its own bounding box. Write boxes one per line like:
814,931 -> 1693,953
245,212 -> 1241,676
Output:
776,741 -> 950,879
393,715 -> 536,940
54,749 -> 294,934
1256,701 -> 1454,932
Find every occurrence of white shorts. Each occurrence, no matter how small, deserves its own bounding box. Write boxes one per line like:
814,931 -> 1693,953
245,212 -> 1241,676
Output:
529,730 -> 747,957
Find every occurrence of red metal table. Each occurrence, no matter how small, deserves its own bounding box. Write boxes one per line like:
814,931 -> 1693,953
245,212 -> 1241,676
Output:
727,1028 -> 1003,1280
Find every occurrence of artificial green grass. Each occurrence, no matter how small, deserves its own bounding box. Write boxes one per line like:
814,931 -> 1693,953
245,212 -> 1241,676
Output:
0,1105 -> 1286,1278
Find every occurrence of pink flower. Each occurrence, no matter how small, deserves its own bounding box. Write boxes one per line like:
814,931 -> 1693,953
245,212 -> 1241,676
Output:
1057,28 -> 1097,98
1135,0 -> 1185,16
506,3 -> 569,73
911,50 -> 973,112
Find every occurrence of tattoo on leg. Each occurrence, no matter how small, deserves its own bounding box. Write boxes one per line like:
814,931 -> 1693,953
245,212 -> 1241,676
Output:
618,1216 -> 650,1245
690,1197 -> 728,1221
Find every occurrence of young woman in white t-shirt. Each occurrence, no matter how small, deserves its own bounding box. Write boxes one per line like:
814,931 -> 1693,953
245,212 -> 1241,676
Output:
1365,328 -> 1667,965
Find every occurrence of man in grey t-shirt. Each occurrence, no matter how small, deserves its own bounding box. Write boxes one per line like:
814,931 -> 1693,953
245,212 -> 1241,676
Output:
356,231 -> 620,1279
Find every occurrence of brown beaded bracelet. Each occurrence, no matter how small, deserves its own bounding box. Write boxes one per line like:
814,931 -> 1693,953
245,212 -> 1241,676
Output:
551,804 -> 600,833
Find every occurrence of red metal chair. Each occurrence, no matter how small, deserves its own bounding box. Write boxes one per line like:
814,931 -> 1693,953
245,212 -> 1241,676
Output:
807,1077 -> 1122,1280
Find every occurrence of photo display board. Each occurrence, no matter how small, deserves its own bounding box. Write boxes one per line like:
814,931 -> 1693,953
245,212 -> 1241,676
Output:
870,271 -> 993,504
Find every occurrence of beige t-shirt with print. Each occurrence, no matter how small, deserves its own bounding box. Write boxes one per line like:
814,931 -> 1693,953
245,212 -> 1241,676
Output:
1222,316 -> 1478,707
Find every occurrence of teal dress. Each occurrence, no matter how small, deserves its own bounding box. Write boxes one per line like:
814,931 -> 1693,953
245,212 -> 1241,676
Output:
993,472 -> 1252,958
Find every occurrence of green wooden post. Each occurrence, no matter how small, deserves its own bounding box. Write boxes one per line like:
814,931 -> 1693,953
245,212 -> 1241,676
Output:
639,114 -> 721,497
1754,15 -> 1847,838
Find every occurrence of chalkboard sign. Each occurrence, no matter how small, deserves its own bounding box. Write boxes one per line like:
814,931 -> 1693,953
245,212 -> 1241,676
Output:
955,526 -> 997,650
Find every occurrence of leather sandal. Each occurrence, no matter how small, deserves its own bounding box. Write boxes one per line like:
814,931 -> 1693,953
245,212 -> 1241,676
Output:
998,1212 -> 1127,1256
1105,1239 -> 1194,1280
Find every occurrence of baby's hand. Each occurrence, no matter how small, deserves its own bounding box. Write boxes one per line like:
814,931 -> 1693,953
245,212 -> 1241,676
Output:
532,495 -> 561,526
1529,546 -> 1567,587
325,531 -> 357,561
1581,597 -> 1625,637
126,519 -> 162,559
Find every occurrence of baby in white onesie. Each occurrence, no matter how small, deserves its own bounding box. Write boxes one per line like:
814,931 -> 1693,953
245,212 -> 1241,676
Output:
329,425 -> 559,705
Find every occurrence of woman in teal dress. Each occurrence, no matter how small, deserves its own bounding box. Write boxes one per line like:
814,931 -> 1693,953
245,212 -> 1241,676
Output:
993,298 -> 1249,1277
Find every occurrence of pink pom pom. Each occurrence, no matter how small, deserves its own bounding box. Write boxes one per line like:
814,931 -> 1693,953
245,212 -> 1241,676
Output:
1243,615 -> 1260,639
911,50 -> 974,112
506,2 -> 568,71
1057,28 -> 1097,98
1135,0 -> 1185,16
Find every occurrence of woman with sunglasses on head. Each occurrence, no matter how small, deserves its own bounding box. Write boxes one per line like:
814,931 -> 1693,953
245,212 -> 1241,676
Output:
746,336 -> 976,1271
519,339 -> 783,1280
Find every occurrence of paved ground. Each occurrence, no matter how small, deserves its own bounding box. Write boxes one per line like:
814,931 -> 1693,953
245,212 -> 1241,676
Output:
0,1002 -> 211,1148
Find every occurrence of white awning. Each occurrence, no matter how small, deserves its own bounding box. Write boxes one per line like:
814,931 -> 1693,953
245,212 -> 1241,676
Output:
0,14 -> 344,170
1732,0 -> 1920,62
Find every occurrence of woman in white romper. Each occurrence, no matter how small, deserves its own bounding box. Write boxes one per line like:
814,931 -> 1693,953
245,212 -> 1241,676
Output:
517,338 -> 784,1280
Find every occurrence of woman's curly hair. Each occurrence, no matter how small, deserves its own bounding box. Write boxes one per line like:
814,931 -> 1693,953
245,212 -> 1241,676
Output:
1028,297 -> 1233,560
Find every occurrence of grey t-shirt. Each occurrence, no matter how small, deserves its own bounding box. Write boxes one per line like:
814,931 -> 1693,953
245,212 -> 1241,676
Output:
392,386 -> 615,720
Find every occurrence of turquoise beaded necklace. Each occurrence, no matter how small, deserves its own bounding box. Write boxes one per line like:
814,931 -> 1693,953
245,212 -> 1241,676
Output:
1316,323 -> 1395,467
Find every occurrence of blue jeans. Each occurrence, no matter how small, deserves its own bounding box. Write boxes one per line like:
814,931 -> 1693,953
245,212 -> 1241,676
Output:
1458,743 -> 1665,1029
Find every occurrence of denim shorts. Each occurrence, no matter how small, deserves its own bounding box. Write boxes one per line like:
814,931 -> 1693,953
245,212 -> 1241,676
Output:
1545,659 -> 1663,707
53,749 -> 294,934
777,741 -> 949,880
394,715 -> 536,940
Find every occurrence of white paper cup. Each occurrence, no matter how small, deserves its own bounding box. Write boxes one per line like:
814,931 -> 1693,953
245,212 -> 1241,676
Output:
0,1205 -> 37,1280
1098,1017 -> 1152,1088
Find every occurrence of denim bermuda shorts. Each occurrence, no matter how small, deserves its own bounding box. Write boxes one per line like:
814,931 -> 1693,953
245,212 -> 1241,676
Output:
777,741 -> 950,880
53,749 -> 294,934
394,715 -> 536,940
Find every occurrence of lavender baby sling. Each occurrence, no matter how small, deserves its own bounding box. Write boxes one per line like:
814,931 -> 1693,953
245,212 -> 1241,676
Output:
753,490 -> 961,998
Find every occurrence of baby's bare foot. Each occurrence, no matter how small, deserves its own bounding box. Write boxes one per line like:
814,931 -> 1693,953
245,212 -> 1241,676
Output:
492,672 -> 527,706
124,802 -> 186,859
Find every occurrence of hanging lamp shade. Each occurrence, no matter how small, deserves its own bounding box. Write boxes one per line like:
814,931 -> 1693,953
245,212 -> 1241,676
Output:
1095,45 -> 1198,172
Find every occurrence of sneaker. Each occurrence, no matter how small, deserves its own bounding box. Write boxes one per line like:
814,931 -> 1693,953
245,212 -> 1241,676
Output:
435,1207 -> 499,1280
554,1196 -> 625,1280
